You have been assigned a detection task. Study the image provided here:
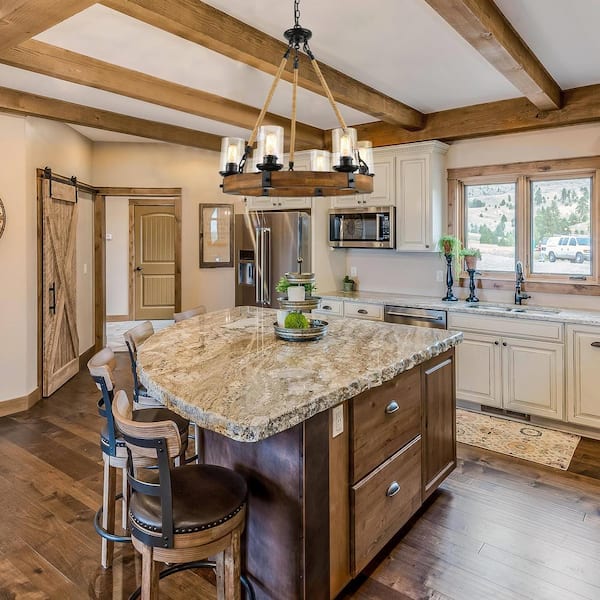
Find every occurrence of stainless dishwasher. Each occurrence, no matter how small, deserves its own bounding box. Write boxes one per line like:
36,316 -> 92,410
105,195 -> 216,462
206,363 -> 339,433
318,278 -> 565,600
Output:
384,305 -> 447,329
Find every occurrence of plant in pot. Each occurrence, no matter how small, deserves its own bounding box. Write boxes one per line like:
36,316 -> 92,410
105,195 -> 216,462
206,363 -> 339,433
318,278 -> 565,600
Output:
460,247 -> 481,271
342,275 -> 355,292
437,235 -> 462,301
275,276 -> 316,301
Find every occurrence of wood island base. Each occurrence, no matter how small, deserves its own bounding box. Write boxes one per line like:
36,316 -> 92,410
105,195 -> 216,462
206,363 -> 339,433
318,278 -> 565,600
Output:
203,349 -> 456,600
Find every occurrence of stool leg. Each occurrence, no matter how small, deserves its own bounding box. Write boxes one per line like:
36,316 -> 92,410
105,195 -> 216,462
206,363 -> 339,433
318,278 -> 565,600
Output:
140,544 -> 159,600
121,466 -> 129,531
101,455 -> 116,568
217,531 -> 241,600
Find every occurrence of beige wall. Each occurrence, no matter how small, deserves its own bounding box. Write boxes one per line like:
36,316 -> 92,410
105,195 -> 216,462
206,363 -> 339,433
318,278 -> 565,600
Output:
92,143 -> 236,312
105,196 -> 130,316
346,123 -> 600,310
0,115 -> 93,402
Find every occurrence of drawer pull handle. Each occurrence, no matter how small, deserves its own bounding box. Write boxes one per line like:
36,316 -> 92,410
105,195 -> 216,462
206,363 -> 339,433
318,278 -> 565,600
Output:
591,342 -> 600,348
385,401 -> 399,414
386,481 -> 400,497
357,309 -> 368,314
322,305 -> 332,310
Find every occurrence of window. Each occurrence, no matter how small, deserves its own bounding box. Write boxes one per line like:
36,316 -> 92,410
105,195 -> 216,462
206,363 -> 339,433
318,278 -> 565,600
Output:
449,156 -> 598,293
465,182 -> 516,272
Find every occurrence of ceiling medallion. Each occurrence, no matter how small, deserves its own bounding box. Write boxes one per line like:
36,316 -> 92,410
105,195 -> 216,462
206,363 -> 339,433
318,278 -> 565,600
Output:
219,0 -> 374,198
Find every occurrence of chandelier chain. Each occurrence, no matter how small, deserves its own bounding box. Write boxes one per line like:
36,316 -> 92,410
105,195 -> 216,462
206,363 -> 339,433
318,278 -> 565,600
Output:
294,0 -> 301,28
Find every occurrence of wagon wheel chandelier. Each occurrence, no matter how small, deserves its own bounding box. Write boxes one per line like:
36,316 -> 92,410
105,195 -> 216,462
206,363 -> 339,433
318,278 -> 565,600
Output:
219,0 -> 374,198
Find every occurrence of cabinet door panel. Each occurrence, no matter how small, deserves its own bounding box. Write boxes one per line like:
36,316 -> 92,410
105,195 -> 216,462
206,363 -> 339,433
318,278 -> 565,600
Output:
422,351 -> 456,500
503,338 -> 564,419
455,332 -> 502,407
567,326 -> 600,427
396,157 -> 428,250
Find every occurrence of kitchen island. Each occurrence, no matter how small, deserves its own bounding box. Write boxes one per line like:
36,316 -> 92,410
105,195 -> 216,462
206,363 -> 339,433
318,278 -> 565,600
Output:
137,306 -> 462,599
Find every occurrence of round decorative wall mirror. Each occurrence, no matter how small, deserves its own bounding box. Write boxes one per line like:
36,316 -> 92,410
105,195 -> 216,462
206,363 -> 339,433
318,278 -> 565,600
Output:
0,198 -> 5,239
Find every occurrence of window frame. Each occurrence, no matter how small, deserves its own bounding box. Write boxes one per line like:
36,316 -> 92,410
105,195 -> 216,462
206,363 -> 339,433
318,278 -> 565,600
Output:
447,156 -> 600,296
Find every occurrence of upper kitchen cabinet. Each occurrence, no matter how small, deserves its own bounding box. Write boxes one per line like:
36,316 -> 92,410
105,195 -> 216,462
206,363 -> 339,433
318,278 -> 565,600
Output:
331,150 -> 395,209
395,141 -> 449,252
244,152 -> 312,211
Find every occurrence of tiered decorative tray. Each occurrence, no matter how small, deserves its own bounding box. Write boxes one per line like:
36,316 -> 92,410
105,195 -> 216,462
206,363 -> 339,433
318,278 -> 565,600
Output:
273,271 -> 328,342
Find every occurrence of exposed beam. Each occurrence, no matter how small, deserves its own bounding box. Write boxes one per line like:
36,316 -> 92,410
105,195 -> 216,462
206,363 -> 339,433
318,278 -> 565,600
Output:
424,0 -> 562,110
0,86 -> 222,150
353,84 -> 600,147
0,0 -> 96,52
0,39 -> 325,150
102,0 -> 424,130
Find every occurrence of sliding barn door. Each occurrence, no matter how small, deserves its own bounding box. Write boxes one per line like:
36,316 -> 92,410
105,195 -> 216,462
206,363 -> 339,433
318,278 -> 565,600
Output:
133,205 -> 175,320
42,179 -> 79,396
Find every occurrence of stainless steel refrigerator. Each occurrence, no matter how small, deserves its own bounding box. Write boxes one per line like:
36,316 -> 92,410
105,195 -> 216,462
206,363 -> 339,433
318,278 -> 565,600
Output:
235,210 -> 311,307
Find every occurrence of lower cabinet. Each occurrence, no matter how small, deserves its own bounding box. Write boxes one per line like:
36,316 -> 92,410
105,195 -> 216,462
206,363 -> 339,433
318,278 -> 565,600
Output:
451,314 -> 564,420
567,324 -> 600,427
345,349 -> 456,578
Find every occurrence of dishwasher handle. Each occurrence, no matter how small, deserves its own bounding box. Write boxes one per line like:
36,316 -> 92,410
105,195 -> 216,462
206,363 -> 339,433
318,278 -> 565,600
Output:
386,311 -> 444,322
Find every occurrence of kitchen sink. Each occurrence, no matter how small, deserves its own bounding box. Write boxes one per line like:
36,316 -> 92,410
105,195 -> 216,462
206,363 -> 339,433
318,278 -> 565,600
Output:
464,304 -> 561,315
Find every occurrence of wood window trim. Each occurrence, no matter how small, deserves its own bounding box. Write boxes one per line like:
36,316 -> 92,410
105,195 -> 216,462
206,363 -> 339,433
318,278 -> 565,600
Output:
448,155 -> 599,296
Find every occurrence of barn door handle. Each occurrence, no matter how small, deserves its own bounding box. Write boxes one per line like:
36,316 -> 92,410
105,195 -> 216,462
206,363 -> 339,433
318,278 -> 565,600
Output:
49,283 -> 56,314
591,342 -> 600,348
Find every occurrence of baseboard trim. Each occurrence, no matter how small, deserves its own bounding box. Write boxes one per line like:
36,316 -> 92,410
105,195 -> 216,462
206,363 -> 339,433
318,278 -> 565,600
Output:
106,314 -> 130,322
0,388 -> 41,417
79,345 -> 96,370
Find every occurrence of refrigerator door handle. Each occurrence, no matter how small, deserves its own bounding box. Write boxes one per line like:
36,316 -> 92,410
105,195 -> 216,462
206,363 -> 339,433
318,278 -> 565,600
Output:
256,227 -> 271,306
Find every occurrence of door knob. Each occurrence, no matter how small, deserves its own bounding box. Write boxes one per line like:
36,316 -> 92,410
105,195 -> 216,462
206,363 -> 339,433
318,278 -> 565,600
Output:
135,266 -> 143,272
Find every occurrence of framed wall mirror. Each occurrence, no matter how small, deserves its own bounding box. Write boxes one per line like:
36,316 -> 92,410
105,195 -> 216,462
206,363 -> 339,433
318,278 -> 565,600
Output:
199,203 -> 234,268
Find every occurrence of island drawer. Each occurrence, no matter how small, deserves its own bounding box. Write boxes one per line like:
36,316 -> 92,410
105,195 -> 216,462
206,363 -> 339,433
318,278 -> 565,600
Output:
344,301 -> 384,321
351,368 -> 421,483
314,299 -> 343,316
351,436 -> 421,575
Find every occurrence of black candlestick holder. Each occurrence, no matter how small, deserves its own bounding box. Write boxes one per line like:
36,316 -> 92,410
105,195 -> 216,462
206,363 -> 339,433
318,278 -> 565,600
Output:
465,269 -> 480,303
442,254 -> 458,301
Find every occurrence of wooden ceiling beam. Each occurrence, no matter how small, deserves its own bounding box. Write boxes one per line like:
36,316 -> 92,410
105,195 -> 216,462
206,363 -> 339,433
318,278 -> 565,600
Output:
102,0 -> 425,130
0,39 -> 325,150
424,0 -> 562,110
0,1 -> 96,52
0,86 -> 222,150
353,84 -> 600,147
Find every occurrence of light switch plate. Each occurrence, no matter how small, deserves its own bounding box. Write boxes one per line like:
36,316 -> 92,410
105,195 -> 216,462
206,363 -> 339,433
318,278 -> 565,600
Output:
105,233 -> 113,241
332,404 -> 344,438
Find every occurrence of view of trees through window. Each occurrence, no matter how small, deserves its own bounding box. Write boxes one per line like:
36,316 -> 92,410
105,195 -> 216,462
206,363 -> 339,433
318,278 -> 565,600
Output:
465,183 -> 516,271
531,177 -> 591,275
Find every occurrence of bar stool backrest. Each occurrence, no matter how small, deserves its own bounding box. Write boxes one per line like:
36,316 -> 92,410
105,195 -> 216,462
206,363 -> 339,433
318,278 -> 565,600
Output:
173,305 -> 206,322
123,321 -> 154,402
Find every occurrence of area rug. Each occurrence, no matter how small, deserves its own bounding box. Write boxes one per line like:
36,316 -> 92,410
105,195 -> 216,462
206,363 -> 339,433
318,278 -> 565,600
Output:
456,409 -> 580,470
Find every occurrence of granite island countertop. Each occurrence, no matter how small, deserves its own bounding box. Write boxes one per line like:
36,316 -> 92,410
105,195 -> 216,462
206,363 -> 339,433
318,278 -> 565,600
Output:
137,306 -> 462,443
318,290 -> 600,326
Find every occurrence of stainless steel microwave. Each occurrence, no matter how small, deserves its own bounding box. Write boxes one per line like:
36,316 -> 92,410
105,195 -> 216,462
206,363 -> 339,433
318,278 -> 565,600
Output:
328,206 -> 395,248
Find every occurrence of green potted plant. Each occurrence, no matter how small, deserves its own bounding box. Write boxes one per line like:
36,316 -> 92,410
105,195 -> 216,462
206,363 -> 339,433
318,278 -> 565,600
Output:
437,235 -> 462,302
343,275 -> 355,292
275,276 -> 317,300
460,247 -> 481,270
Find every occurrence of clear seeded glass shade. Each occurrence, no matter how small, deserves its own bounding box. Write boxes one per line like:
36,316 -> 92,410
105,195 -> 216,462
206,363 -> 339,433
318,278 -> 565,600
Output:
310,149 -> 331,171
357,140 -> 374,174
219,137 -> 245,174
332,127 -> 357,168
256,126 -> 284,162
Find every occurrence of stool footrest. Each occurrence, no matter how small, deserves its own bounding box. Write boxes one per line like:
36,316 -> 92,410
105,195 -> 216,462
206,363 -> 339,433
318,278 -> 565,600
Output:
94,493 -> 132,544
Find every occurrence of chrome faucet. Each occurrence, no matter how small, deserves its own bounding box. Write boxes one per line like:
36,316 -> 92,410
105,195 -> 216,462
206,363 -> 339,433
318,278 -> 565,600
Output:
515,261 -> 531,305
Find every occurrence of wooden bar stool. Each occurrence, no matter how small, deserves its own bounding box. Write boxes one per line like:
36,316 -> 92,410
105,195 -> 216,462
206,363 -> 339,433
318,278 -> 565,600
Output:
112,390 -> 254,600
124,320 -> 202,463
173,305 -> 206,322
87,347 -> 192,569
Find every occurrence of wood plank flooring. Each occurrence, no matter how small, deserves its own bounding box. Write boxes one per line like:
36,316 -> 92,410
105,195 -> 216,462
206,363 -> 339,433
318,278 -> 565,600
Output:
0,354 -> 599,599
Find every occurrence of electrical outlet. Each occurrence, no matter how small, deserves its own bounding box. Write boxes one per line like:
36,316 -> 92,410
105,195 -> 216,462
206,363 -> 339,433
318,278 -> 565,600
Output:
436,270 -> 444,282
350,266 -> 357,277
332,404 -> 344,437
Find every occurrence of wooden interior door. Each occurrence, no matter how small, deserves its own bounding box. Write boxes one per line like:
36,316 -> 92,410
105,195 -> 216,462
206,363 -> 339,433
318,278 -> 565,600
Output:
42,179 -> 79,396
133,204 -> 175,320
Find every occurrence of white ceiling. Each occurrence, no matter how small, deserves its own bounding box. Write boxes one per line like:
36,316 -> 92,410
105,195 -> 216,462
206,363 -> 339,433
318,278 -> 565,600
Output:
1,1 -> 596,145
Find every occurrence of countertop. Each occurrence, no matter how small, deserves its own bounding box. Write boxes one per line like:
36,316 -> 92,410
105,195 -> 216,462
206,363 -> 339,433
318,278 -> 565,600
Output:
318,290 -> 600,326
137,306 -> 462,443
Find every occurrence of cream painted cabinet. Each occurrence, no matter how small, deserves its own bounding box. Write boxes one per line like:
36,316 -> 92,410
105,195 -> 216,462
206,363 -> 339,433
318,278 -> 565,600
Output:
395,141 -> 448,252
502,337 -> 564,420
450,313 -> 564,420
455,332 -> 502,408
331,151 -> 394,209
566,324 -> 600,427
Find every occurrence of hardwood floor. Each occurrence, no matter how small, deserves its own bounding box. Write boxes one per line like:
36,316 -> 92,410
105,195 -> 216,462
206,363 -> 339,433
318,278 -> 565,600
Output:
0,355 -> 599,599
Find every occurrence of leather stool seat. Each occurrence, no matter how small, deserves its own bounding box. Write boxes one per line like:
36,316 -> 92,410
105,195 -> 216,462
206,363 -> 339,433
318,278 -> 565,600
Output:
130,464 -> 247,534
